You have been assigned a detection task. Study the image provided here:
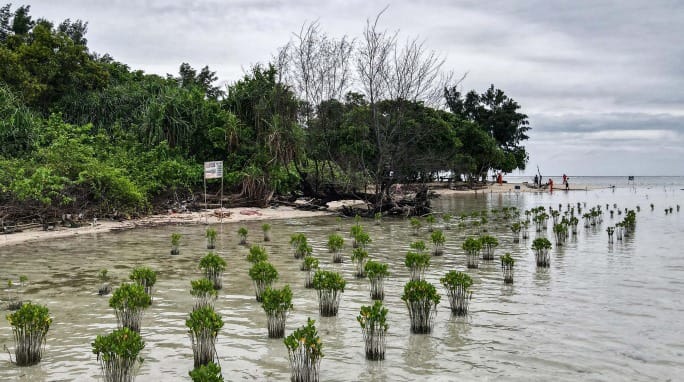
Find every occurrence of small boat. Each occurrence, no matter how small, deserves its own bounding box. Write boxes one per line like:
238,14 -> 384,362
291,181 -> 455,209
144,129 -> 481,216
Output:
523,182 -> 549,190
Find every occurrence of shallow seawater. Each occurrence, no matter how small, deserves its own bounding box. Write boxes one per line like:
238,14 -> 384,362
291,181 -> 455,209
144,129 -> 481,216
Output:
1,187 -> 683,381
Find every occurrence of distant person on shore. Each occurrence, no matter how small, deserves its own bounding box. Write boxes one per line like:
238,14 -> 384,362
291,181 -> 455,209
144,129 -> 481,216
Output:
534,174 -> 539,187
562,173 -> 567,185
549,178 -> 554,192
497,172 -> 503,185
566,177 -> 570,190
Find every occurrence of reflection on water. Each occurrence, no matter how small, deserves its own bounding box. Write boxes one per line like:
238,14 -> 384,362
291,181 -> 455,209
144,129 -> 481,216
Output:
1,187 -> 683,381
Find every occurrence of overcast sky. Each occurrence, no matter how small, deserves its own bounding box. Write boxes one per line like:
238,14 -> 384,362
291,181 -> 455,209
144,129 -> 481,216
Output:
27,0 -> 684,176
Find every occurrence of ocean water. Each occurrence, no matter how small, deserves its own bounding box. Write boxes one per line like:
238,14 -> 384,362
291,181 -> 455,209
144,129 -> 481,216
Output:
0,181 -> 682,381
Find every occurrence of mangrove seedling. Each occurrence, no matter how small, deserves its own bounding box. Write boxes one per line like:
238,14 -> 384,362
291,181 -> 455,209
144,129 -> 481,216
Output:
186,306 -> 223,368
607,226 -> 615,243
410,217 -> 422,235
430,230 -> 446,256
129,266 -> 157,300
190,278 -> 218,311
171,232 -> 182,255
261,223 -> 272,242
261,285 -> 293,338
199,252 -> 227,290
189,362 -> 224,382
301,256 -> 319,289
405,251 -> 431,281
6,302 -> 52,366
442,213 -> 453,230
237,227 -> 248,245
284,318 -> 322,382
410,240 -> 428,254
553,223 -> 568,246
510,222 -> 521,243
98,269 -> 112,296
352,229 -> 371,249
312,270 -> 346,317
248,261 -> 278,302
357,301 -> 389,361
92,327 -> 144,382
206,227 -> 217,249
462,237 -> 483,269
425,214 -> 436,232
365,260 -> 389,300
401,280 -> 440,334
531,237 -> 552,267
294,240 -> 313,259
335,216 -> 342,231
374,212 -> 382,225
247,245 -> 269,263
109,283 -> 151,333
440,271 -> 473,316
327,233 -> 345,263
500,253 -> 515,284
351,248 -> 370,278
5,279 -> 22,311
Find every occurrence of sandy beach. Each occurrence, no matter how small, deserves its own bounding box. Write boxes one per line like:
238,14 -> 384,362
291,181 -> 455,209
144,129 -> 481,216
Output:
0,182 -> 590,248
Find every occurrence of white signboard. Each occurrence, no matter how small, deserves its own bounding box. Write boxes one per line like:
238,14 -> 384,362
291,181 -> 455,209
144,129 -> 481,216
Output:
204,161 -> 223,179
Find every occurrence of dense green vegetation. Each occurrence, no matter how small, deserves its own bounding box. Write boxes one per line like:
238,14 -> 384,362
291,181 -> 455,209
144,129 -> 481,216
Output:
0,5 -> 530,221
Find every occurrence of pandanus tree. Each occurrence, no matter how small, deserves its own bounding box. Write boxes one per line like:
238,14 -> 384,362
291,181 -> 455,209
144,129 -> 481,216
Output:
500,253 -> 515,284
98,268 -> 112,296
312,270 -> 346,317
510,222 -> 521,243
248,261 -> 278,302
206,227 -> 218,249
189,362 -> 224,382
171,233 -> 182,255
237,227 -> 248,245
479,235 -> 499,260
92,327 -> 144,382
351,248 -> 369,278
109,283 -> 151,333
6,302 -> 52,366
261,223 -> 272,242
327,234 -> 345,263
357,301 -> 389,361
405,251 -> 431,281
401,280 -> 440,334
199,252 -> 227,290
247,245 -> 268,263
430,230 -> 446,256
365,260 -> 389,300
190,278 -> 218,311
440,271 -> 473,316
129,266 -> 157,301
186,306 -> 223,368
284,318 -> 323,382
261,285 -> 293,338
301,256 -> 319,288
462,237 -> 483,269
532,237 -> 552,267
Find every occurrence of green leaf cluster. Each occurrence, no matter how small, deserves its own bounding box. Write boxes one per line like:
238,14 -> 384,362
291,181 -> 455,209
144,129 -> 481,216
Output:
6,302 -> 52,331
401,280 -> 440,304
92,327 -> 145,362
327,234 -> 344,251
199,252 -> 227,272
247,245 -> 268,263
364,260 -> 389,279
248,261 -> 278,283
440,271 -> 473,289
283,318 -> 322,358
190,278 -> 217,298
357,301 -> 388,331
129,266 -> 156,288
261,285 -> 293,314
462,237 -> 483,252
531,237 -> 552,250
312,270 -> 345,291
186,306 -> 224,333
189,362 -> 224,382
109,283 -> 151,310
404,251 -> 430,268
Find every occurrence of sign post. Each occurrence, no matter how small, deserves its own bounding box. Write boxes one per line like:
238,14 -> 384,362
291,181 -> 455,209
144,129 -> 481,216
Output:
204,161 -> 224,223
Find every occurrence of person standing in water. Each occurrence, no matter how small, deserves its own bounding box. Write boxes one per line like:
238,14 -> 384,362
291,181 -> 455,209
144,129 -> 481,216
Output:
562,174 -> 567,185
549,178 -> 554,192
566,177 -> 570,190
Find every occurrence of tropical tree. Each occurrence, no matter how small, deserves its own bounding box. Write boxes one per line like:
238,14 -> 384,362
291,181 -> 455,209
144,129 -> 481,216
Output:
129,266 -> 156,300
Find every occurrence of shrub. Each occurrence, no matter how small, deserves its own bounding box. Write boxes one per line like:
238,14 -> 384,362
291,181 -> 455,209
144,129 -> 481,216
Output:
440,271 -> 473,316
129,266 -> 157,299
190,278 -> 218,311
401,280 -> 440,334
6,302 -> 52,366
186,306 -> 223,368
284,318 -> 323,382
248,261 -> 278,302
357,301 -> 388,360
199,252 -> 227,289
430,230 -> 446,256
312,270 -> 346,317
364,260 -> 389,300
301,256 -> 319,288
206,228 -> 217,249
404,251 -> 430,281
351,248 -> 369,278
92,327 -> 144,382
247,245 -> 268,263
327,234 -> 344,263
109,283 -> 151,332
261,285 -> 293,338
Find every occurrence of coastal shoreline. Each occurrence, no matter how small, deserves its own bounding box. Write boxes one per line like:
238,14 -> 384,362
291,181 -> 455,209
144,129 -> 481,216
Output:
0,182 -> 590,248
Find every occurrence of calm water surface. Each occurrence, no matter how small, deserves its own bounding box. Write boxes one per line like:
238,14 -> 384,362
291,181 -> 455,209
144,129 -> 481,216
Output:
1,185 -> 683,381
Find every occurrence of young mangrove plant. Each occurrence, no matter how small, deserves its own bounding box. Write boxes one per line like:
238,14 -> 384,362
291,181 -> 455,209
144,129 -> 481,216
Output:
109,283 -> 152,333
440,271 -> 473,316
463,237 -> 483,269
92,327 -> 144,382
425,214 -> 436,232
6,302 -> 52,366
479,235 -> 499,260
357,301 -> 389,361
401,280 -> 440,334
510,222 -> 521,243
301,256 -> 319,289
261,285 -> 293,338
500,253 -> 515,284
312,270 -> 346,317
186,306 -> 223,368
199,252 -> 227,290
521,220 -> 530,239
190,278 -> 218,311
206,227 -> 217,249
171,232 -> 182,255
335,216 -> 342,231
569,216 -> 579,235
247,245 -> 269,263
607,226 -> 615,243
352,228 -> 371,249
5,279 -> 22,311
327,233 -> 345,263
189,362 -> 224,382
430,230 -> 446,256
98,269 -> 112,296
284,318 -> 323,382
261,223 -> 272,242
291,233 -> 311,259
237,227 -> 248,245
405,251 -> 431,281
410,217 -> 422,235
248,261 -> 278,302
442,213 -> 453,230
374,212 -> 382,225
365,260 -> 389,300
129,266 -> 157,300
553,223 -> 568,246
351,248 -> 370,278
532,237 -> 552,267
410,240 -> 428,254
